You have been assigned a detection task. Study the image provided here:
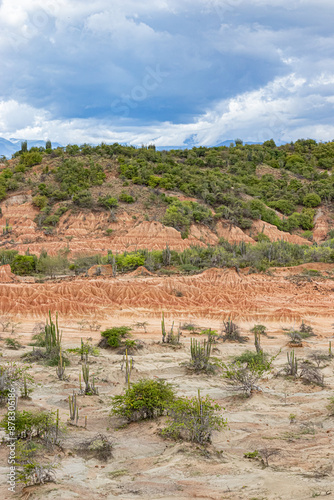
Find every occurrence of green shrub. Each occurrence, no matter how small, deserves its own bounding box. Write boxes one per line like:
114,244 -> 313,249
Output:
303,193 -> 321,208
11,255 -> 37,275
119,192 -> 135,203
19,152 -> 43,167
100,326 -> 132,348
43,214 -> 60,226
72,191 -> 93,208
233,351 -> 272,372
32,195 -> 48,209
162,390 -> 227,444
55,158 -> 106,195
0,409 -> 57,440
256,232 -> 271,243
111,378 -> 176,422
98,196 -> 118,209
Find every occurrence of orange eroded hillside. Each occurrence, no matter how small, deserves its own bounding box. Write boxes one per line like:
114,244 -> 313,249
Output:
0,193 -> 314,257
1,265 -> 334,327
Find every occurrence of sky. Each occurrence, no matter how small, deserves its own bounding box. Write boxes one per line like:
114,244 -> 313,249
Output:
0,0 -> 334,147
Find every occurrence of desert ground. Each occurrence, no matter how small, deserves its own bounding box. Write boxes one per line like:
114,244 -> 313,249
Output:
0,264 -> 334,500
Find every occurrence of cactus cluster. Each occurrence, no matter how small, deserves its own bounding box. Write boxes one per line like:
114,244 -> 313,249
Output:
189,338 -> 212,372
161,313 -> 181,344
286,350 -> 298,376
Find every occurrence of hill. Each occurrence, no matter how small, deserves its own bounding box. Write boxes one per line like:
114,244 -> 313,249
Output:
0,139 -> 333,278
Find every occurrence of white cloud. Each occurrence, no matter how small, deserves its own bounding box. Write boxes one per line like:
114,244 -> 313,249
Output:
1,70 -> 334,146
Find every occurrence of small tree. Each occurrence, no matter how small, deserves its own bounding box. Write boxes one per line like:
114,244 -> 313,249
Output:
162,390 -> 227,444
223,362 -> 264,396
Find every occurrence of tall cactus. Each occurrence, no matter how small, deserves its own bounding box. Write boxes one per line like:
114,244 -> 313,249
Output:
121,349 -> 133,389
161,312 -> 166,343
56,347 -> 66,380
69,392 -> 79,424
45,311 -> 62,355
162,243 -> 171,266
286,350 -> 298,376
81,362 -> 98,395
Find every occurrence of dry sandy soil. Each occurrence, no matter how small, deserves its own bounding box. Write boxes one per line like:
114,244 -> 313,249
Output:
0,264 -> 334,500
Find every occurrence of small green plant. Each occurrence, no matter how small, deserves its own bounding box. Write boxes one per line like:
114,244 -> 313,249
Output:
200,328 -> 218,343
2,218 -> 12,235
181,322 -> 197,332
99,326 -> 132,348
162,390 -> 227,444
20,375 -> 33,399
244,449 -> 260,459
289,413 -> 296,424
326,397 -> 334,416
5,337 -> 22,350
119,192 -> 135,203
67,339 -> 99,359
111,378 -> 175,422
233,351 -> 272,372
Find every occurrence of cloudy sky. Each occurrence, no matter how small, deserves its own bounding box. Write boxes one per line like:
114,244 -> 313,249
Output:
0,0 -> 334,146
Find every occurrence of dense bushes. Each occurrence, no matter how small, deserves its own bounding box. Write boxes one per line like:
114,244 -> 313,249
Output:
55,159 -> 106,195
19,151 -> 43,168
4,237 -> 334,278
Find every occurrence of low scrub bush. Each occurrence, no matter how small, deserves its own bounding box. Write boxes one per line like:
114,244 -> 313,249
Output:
5,338 -> 22,350
162,390 -> 227,444
0,362 -> 33,405
110,378 -> 176,422
76,433 -> 113,461
221,319 -> 247,343
99,326 -> 132,348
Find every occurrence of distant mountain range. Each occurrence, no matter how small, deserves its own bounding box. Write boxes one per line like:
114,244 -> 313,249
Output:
0,137 -> 287,158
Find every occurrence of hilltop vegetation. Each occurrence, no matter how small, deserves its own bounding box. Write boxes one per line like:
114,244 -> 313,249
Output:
0,139 -> 334,276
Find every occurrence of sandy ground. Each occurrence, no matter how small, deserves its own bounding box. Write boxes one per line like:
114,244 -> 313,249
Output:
0,265 -> 334,499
